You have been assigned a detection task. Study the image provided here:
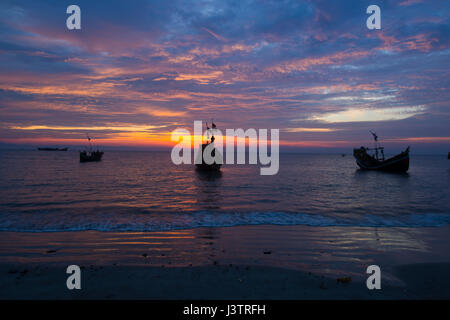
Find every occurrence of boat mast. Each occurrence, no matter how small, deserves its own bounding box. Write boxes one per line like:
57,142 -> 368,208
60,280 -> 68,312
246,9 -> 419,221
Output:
205,121 -> 210,143
370,131 -> 378,160
211,119 -> 216,143
86,133 -> 93,152
204,120 -> 217,144
370,131 -> 384,161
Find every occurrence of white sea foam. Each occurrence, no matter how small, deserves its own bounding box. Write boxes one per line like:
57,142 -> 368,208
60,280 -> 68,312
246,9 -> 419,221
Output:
0,211 -> 449,232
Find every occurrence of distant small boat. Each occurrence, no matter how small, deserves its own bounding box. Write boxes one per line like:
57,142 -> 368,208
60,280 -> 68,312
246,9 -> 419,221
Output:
80,135 -> 103,162
38,147 -> 68,151
353,131 -> 409,172
195,121 -> 222,172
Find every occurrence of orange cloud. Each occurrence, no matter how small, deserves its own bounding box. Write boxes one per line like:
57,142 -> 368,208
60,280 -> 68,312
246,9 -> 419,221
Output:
270,50 -> 370,73
174,71 -> 224,84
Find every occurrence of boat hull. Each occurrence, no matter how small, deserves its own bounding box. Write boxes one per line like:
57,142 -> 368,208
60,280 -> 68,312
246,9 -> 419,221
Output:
38,147 -> 68,151
80,151 -> 103,162
195,142 -> 222,172
195,163 -> 222,171
353,147 -> 409,172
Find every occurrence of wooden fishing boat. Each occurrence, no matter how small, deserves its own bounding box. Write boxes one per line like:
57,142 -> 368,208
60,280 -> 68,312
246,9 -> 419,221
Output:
353,132 -> 409,172
80,135 -> 103,162
38,147 -> 68,151
195,121 -> 222,172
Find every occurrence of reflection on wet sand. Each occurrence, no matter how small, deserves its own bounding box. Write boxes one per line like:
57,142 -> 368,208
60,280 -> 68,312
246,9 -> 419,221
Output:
1,225 -> 446,285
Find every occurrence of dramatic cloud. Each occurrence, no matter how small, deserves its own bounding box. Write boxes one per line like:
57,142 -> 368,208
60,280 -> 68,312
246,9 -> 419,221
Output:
0,0 -> 449,152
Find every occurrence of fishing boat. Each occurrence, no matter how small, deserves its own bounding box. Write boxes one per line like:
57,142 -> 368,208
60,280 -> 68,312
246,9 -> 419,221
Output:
38,147 -> 68,151
353,131 -> 409,172
80,135 -> 103,162
195,121 -> 222,171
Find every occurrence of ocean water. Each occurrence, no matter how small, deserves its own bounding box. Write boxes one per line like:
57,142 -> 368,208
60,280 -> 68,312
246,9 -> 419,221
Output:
0,150 -> 449,232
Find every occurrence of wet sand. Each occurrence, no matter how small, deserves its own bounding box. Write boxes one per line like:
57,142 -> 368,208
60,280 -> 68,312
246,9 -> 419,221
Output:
1,225 -> 449,299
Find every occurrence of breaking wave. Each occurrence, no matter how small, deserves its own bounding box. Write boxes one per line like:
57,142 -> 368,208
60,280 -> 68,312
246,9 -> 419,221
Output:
0,210 -> 449,232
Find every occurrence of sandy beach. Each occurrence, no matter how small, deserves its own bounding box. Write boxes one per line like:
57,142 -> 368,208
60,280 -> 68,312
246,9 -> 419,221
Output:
1,225 -> 449,299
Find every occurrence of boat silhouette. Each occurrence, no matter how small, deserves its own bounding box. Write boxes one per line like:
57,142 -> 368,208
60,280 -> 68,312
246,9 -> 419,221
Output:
195,121 -> 222,171
353,132 -> 409,172
80,135 -> 103,162
38,147 -> 68,151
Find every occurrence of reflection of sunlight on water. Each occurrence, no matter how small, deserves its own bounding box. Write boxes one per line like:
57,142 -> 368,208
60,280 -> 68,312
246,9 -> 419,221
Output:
0,225 -> 448,287
209,225 -> 434,281
1,152 -> 449,229
194,170 -> 223,210
107,236 -> 195,240
328,227 -> 428,252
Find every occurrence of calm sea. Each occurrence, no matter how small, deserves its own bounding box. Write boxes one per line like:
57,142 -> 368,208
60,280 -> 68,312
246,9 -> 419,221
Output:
0,150 -> 449,232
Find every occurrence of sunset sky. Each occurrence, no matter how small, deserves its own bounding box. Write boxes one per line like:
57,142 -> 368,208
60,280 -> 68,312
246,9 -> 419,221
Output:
0,0 -> 449,153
